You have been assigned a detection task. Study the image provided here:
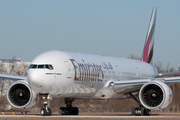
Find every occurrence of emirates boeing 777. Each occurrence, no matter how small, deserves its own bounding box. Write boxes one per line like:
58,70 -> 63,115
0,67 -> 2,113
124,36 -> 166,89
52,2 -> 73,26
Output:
1,6 -> 180,116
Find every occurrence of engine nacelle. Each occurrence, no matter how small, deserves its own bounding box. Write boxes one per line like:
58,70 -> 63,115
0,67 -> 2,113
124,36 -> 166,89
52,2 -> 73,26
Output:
7,80 -> 37,109
139,80 -> 172,110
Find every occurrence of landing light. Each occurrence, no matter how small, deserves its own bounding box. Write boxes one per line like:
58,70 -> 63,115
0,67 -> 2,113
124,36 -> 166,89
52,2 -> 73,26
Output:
47,96 -> 50,100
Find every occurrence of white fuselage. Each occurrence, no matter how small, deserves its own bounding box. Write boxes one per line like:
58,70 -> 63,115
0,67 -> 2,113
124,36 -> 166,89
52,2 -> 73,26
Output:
27,51 -> 157,99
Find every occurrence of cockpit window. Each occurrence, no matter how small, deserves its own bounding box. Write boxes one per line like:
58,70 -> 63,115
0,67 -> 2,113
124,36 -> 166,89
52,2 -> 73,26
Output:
32,65 -> 37,68
45,64 -> 54,70
38,65 -> 45,68
28,64 -> 37,69
28,64 -> 54,70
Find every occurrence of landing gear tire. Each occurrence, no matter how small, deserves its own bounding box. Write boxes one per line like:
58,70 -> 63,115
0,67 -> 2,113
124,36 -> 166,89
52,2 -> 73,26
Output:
40,107 -> 52,116
46,108 -> 52,116
132,107 -> 136,115
59,107 -> 66,115
59,107 -> 79,115
132,107 -> 140,115
132,107 -> 150,116
59,98 -> 79,115
128,92 -> 151,116
59,108 -> 63,115
144,109 -> 151,116
40,108 -> 47,116
72,107 -> 79,115
140,107 -> 144,116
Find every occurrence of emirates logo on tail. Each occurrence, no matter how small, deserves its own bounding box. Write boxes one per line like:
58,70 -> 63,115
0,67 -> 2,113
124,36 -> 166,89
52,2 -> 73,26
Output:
141,6 -> 157,64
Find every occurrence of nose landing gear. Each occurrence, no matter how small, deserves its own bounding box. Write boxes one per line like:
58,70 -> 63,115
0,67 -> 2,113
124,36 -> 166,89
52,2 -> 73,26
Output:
39,94 -> 52,116
40,101 -> 52,116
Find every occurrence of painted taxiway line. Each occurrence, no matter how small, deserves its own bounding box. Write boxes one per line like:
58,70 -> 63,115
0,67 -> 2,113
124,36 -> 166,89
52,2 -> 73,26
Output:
0,115 -> 180,118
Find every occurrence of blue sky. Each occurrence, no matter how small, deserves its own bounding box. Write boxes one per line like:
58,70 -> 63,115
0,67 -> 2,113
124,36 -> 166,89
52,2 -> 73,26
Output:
0,0 -> 180,70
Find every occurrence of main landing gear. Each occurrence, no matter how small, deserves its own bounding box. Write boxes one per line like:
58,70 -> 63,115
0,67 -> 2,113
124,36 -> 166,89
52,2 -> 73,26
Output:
128,92 -> 151,116
40,94 -> 52,116
132,105 -> 151,116
59,98 -> 79,115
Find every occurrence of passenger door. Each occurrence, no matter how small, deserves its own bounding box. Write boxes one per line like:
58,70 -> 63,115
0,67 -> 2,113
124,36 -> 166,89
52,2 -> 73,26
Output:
64,61 -> 72,79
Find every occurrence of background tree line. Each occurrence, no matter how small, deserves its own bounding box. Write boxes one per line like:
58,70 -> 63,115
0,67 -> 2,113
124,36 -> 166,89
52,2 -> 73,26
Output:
0,56 -> 180,113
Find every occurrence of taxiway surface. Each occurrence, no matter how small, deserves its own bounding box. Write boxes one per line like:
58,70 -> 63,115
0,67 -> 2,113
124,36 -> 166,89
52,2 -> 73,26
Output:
0,114 -> 180,119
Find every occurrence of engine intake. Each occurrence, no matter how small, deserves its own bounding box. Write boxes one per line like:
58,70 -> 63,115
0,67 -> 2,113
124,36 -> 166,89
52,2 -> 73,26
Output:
7,80 -> 37,108
142,84 -> 163,107
139,80 -> 172,110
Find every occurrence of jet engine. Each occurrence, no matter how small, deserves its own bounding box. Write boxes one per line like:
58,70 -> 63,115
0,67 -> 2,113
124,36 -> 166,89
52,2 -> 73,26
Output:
7,80 -> 37,108
139,80 -> 172,110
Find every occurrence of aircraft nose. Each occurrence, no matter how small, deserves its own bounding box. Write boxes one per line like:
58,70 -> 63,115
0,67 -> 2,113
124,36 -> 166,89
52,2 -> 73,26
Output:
28,70 -> 46,93
28,69 -> 58,94
28,70 -> 41,92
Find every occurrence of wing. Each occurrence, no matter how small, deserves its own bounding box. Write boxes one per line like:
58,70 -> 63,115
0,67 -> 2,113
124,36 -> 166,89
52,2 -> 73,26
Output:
0,74 -> 27,81
111,76 -> 180,94
157,71 -> 180,77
